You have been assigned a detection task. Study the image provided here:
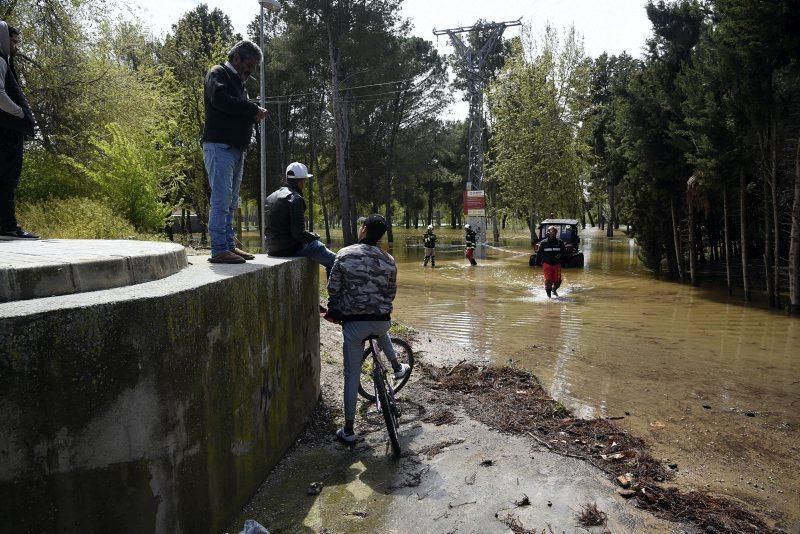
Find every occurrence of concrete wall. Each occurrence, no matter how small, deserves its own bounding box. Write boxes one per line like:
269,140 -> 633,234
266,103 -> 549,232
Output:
0,257 -> 321,534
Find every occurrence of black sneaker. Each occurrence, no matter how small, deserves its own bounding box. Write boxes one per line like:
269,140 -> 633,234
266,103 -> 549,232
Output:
552,288 -> 559,297
0,226 -> 40,240
546,288 -> 552,298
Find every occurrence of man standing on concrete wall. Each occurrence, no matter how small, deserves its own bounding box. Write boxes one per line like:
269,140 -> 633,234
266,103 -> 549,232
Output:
264,162 -> 336,275
202,40 -> 267,264
0,21 -> 37,240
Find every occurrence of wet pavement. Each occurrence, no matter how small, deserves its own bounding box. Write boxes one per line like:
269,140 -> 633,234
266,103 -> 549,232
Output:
225,323 -> 692,533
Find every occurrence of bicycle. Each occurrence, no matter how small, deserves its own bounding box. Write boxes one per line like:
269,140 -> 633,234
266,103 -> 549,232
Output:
358,336 -> 415,402
361,335 -> 413,457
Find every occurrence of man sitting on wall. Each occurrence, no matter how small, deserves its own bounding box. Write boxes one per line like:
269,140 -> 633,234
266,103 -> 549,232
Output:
264,162 -> 335,275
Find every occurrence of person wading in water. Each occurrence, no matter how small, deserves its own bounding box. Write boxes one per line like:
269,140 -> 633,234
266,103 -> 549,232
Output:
423,224 -> 437,268
464,224 -> 477,266
536,225 -> 566,297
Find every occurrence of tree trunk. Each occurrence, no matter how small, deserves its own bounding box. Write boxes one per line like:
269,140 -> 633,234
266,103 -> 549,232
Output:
740,171 -> 751,301
308,114 -> 316,233
328,25 -> 354,245
770,116 -> 780,308
789,141 -> 800,314
670,196 -> 684,282
384,90 -> 407,244
606,183 -> 615,237
723,185 -> 732,296
688,204 -> 697,286
763,175 -> 775,308
488,181 -> 500,243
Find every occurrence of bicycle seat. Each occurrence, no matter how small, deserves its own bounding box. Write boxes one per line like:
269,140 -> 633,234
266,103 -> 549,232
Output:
362,335 -> 381,342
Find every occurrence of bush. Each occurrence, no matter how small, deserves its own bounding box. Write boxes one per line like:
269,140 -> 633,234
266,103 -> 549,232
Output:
17,149 -> 94,202
16,197 -> 164,240
70,123 -> 177,232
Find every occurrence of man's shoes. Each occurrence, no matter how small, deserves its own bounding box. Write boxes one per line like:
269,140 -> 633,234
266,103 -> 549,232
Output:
208,250 -> 246,264
552,288 -> 559,297
232,247 -> 255,260
545,287 -> 552,298
0,226 -> 39,240
392,362 -> 411,380
336,427 -> 357,445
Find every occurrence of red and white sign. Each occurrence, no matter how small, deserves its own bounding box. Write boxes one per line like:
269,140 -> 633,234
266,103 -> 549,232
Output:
463,190 -> 485,214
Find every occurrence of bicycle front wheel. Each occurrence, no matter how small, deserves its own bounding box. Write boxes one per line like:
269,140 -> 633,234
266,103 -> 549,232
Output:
374,369 -> 401,458
358,337 -> 415,401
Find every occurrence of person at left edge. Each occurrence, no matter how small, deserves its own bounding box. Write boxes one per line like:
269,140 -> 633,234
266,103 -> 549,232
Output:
202,40 -> 267,264
0,21 -> 38,240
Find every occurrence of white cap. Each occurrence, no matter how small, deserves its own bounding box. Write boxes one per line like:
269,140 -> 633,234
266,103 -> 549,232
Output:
286,162 -> 312,179
427,225 -> 433,230
464,224 -> 471,229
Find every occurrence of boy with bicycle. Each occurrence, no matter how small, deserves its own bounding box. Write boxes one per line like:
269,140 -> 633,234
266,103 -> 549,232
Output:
323,214 -> 410,444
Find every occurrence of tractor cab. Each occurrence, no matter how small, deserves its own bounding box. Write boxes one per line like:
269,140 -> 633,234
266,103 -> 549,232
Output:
529,218 -> 585,268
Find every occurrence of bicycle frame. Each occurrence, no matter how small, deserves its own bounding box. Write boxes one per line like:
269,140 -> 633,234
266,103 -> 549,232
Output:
368,338 -> 396,411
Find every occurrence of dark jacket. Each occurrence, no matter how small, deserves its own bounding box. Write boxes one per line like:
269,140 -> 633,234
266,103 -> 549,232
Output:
0,22 -> 34,137
465,228 -> 477,249
423,231 -> 437,248
537,237 -> 566,265
264,183 -> 318,256
201,63 -> 258,149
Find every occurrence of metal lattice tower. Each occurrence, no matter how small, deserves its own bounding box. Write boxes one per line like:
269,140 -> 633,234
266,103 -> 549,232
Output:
434,19 -> 521,191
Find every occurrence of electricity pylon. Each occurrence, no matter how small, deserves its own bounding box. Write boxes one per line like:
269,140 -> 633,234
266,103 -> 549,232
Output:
434,19 -> 521,192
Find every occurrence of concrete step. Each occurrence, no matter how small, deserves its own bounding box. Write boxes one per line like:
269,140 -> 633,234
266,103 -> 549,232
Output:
0,239 -> 188,302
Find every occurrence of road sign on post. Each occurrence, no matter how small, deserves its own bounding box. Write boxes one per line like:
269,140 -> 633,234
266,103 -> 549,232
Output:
463,190 -> 486,214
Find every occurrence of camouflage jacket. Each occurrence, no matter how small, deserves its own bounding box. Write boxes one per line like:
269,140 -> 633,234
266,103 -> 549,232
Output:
327,243 -> 397,322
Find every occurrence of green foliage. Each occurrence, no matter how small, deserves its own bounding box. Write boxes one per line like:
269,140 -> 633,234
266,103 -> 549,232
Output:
17,149 -> 92,202
68,123 -> 179,232
16,197 -> 153,240
488,27 -> 590,232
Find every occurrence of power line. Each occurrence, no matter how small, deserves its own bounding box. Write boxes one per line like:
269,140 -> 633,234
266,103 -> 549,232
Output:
261,76 -> 417,101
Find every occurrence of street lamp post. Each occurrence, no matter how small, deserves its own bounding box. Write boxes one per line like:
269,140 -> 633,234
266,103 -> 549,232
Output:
258,0 -> 282,253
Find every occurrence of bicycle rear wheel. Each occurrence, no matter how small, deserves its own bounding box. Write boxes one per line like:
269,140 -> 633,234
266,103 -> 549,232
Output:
374,368 -> 401,458
358,337 -> 414,401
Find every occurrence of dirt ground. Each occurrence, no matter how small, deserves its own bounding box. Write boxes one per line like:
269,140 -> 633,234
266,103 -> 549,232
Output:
224,320 -> 780,534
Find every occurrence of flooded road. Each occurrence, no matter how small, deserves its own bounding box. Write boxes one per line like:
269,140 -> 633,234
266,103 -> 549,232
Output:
245,226 -> 800,528
388,227 -> 800,529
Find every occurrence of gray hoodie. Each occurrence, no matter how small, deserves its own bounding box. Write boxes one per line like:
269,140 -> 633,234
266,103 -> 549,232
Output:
0,21 -> 25,118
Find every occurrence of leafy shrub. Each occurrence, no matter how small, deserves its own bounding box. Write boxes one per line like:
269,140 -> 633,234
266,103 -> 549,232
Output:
17,149 -> 94,202
69,123 -> 178,232
16,197 -> 164,240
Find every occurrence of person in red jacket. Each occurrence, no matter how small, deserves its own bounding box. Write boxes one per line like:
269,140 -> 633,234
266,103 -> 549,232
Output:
536,225 -> 566,298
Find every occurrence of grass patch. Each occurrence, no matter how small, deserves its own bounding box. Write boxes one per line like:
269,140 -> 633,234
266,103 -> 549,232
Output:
17,197 -> 165,240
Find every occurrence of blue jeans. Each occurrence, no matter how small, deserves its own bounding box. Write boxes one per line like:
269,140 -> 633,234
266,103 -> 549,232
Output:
203,142 -> 245,256
298,240 -> 336,275
341,321 -> 397,423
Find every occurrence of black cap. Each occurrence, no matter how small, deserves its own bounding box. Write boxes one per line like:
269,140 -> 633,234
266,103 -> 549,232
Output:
360,214 -> 387,242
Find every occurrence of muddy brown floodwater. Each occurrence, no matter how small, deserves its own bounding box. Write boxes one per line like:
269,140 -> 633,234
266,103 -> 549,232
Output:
384,226 -> 800,531
244,225 -> 799,530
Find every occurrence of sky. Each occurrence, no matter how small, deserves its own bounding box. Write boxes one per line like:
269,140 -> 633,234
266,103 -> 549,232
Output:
128,0 -> 652,58
126,0 -> 653,116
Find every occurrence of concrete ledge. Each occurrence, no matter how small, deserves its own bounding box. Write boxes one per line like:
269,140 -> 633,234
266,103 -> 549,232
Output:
0,240 -> 188,302
0,255 -> 321,534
